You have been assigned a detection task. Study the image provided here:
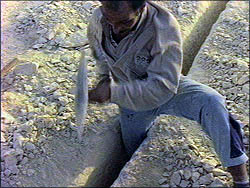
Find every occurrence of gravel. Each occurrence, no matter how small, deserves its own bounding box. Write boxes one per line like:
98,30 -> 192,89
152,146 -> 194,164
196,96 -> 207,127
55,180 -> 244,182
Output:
170,171 -> 181,186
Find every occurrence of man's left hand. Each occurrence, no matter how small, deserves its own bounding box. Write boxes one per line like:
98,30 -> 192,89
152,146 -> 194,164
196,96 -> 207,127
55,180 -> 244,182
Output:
88,77 -> 111,103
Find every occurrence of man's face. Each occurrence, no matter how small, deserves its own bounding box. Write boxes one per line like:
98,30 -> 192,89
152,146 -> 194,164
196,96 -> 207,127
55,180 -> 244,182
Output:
101,2 -> 142,38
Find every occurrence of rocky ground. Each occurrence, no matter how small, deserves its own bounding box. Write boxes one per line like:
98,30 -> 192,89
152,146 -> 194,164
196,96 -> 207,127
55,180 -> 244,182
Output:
1,1 -> 123,187
1,1 -> 249,187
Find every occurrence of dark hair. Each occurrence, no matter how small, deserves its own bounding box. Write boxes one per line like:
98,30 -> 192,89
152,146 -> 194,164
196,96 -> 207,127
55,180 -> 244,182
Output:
129,1 -> 146,11
101,1 -> 146,12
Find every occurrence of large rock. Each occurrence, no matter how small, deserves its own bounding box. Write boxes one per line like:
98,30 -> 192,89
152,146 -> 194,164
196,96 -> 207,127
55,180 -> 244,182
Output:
14,62 -> 39,76
188,2 -> 249,121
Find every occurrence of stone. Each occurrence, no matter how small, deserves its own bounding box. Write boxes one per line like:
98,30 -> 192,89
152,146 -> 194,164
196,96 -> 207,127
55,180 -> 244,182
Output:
222,82 -> 231,89
8,165 -> 19,175
198,168 -> 204,174
4,156 -> 18,167
243,137 -> 249,145
44,82 -> 59,93
47,30 -> 56,40
20,124 -> 32,133
9,180 -> 18,186
180,180 -> 189,187
24,84 -> 33,91
46,45 -> 53,50
16,13 -> 26,22
191,172 -> 200,182
203,163 -> 214,173
176,150 -> 186,159
28,153 -> 35,159
60,55 -> 70,62
3,149 -> 15,158
159,178 -> 168,185
4,169 -> 12,176
160,184 -> 169,187
188,144 -> 198,151
8,148 -> 24,161
209,178 -> 225,187
242,84 -> 249,94
1,180 -> 10,187
170,171 -> 181,186
20,157 -> 28,165
37,28 -> 48,34
200,159 -> 217,167
166,165 -> 174,171
13,132 -> 24,148
77,23 -> 87,29
27,169 -> 35,176
177,7 -> 183,16
162,172 -> 170,177
16,154 -> 23,162
1,162 -> 5,172
54,33 -> 66,45
16,181 -> 22,186
66,31 -> 88,46
32,44 -> 44,49
237,75 -> 249,85
14,63 -> 39,76
192,182 -> 200,187
231,59 -> 248,71
212,168 -> 227,176
83,2 -> 93,10
38,37 -> 48,44
183,169 -> 192,180
1,133 -> 6,143
24,142 -> 36,151
198,173 -> 213,185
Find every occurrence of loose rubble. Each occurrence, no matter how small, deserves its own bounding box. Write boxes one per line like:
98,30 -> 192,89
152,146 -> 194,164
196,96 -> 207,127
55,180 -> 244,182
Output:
1,1 -> 122,186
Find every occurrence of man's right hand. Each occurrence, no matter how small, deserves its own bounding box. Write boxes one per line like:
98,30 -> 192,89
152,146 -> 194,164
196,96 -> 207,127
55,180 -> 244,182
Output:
88,77 -> 111,103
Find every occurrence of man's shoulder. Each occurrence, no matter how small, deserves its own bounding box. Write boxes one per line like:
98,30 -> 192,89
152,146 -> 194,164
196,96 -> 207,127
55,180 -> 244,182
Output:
89,7 -> 103,25
147,1 -> 179,30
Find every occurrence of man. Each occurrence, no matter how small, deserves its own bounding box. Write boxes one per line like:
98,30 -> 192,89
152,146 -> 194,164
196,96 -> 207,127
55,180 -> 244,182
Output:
87,1 -> 249,187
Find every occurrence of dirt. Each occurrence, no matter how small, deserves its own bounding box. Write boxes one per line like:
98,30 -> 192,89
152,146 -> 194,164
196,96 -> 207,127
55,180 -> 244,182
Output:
1,1 -> 46,70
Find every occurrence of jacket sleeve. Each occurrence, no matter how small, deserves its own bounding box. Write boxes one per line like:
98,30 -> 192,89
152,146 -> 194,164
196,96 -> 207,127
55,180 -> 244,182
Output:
110,15 -> 183,111
87,10 -> 110,80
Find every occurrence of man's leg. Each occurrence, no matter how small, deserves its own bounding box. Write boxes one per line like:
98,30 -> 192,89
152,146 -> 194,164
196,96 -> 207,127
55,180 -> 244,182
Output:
158,76 -> 249,185
119,107 -> 158,158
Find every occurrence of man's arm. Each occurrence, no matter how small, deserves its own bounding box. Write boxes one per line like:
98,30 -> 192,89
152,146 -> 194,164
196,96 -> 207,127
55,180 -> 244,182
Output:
87,9 -> 111,103
110,16 -> 183,111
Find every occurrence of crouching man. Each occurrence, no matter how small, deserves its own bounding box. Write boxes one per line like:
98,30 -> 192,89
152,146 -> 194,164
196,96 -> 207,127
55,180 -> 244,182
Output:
87,1 -> 249,187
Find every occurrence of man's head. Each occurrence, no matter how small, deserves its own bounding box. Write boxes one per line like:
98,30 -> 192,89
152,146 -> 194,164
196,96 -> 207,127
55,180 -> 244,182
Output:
100,1 -> 146,38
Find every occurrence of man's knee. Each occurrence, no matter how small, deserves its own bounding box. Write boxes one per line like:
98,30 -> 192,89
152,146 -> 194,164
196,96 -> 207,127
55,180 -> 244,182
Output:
197,92 -> 227,126
202,91 -> 226,109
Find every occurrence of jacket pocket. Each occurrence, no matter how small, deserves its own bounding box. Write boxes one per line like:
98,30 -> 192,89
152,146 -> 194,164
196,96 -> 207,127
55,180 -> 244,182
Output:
126,52 -> 151,80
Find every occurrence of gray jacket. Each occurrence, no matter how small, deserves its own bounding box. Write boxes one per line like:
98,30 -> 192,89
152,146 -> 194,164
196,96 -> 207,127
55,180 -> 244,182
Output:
87,1 -> 183,111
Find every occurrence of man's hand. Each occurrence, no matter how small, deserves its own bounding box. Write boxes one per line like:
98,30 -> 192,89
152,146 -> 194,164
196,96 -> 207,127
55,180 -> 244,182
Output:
88,77 -> 111,103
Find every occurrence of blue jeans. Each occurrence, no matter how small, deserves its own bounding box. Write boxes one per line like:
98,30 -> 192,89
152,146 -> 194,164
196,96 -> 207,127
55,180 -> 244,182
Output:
119,76 -> 248,167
